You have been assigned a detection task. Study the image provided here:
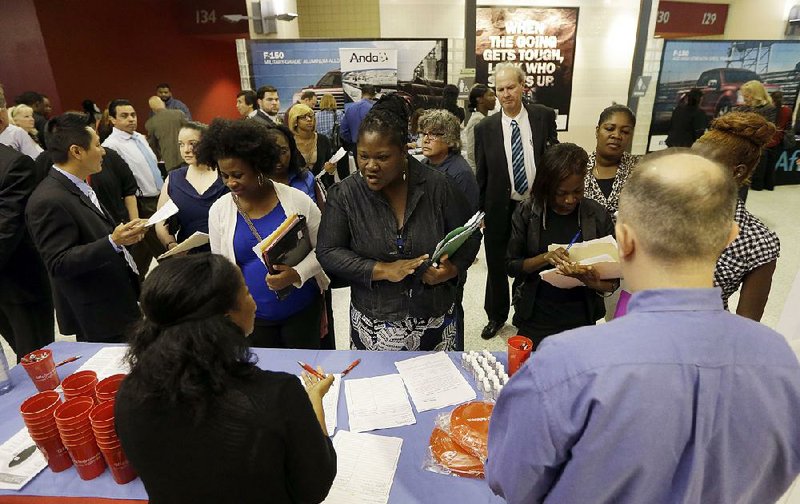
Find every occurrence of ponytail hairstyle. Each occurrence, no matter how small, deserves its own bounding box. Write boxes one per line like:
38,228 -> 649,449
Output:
358,93 -> 411,149
124,254 -> 258,420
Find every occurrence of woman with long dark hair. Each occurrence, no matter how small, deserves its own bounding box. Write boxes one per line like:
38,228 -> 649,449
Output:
115,254 -> 336,503
666,88 -> 708,147
506,143 -> 618,346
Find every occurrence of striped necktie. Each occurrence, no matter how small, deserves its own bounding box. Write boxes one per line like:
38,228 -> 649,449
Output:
510,120 -> 528,194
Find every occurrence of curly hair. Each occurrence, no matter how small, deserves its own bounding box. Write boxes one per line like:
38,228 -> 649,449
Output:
264,124 -> 307,178
358,94 -> 410,148
124,254 -> 258,421
532,143 -> 589,204
692,111 -> 775,186
287,103 -> 315,134
418,109 -> 462,152
195,118 -> 279,176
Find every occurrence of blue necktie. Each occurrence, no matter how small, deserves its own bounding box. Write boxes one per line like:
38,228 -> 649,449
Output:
132,135 -> 164,191
510,120 -> 528,194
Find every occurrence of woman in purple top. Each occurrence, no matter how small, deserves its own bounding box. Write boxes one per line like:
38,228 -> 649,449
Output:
155,122 -> 227,254
264,125 -> 318,204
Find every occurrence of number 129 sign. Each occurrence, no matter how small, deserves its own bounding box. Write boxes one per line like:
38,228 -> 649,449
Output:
655,1 -> 728,37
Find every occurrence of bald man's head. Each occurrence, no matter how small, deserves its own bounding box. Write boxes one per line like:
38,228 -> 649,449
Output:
148,96 -> 165,112
618,149 -> 737,263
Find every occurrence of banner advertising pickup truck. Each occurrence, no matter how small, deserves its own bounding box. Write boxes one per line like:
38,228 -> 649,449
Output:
249,39 -> 447,113
648,40 -> 800,152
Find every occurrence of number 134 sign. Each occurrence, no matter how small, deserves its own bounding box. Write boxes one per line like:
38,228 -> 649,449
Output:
655,1 -> 729,38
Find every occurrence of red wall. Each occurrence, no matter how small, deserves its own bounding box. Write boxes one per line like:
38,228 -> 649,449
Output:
0,0 -> 61,111
2,0 -> 246,127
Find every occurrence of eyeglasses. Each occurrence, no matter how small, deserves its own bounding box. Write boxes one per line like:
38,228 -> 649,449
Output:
422,131 -> 444,141
299,115 -> 314,121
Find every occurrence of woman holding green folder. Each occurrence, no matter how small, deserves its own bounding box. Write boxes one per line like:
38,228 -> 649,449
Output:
317,95 -> 481,351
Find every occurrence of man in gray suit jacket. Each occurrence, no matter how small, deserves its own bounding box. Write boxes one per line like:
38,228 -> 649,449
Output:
474,64 -> 558,340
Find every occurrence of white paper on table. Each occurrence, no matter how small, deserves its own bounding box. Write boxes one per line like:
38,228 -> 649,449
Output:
539,254 -> 621,289
144,199 -> 179,227
0,429 -> 47,490
157,232 -> 209,259
322,431 -> 403,504
394,352 -> 476,412
75,346 -> 130,380
345,374 -> 416,433
297,374 -> 341,436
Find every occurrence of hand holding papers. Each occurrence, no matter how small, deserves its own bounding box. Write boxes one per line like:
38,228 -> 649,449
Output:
431,211 -> 484,266
345,374 -> 416,433
322,431 -> 402,504
298,374 -> 341,436
317,147 -> 348,181
540,235 -> 621,288
395,352 -> 475,412
250,214 -> 312,300
144,199 -> 179,227
157,232 -> 209,259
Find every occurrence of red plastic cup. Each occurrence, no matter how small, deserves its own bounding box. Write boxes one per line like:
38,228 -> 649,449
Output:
96,437 -> 121,450
32,435 -> 73,472
54,397 -> 95,430
99,445 -> 137,484
62,371 -> 98,402
20,350 -> 60,392
89,400 -> 115,426
20,391 -> 62,420
65,439 -> 106,480
27,422 -> 60,438
59,425 -> 94,444
507,335 -> 534,376
95,374 -> 125,403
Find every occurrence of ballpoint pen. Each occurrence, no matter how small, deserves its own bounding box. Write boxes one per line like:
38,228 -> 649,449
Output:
55,355 -> 82,367
297,361 -> 326,380
341,358 -> 361,376
565,230 -> 582,251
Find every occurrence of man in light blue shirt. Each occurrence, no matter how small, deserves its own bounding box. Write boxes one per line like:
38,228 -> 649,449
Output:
487,150 -> 800,503
340,84 -> 376,150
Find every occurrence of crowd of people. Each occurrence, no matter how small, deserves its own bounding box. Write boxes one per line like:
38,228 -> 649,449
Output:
1,64 -> 799,503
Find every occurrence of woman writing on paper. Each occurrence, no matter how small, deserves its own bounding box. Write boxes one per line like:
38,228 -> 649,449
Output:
115,254 -> 336,504
583,104 -> 638,220
506,143 -> 617,346
155,121 -> 227,254
200,119 -> 329,349
317,95 -> 481,351
692,111 -> 779,321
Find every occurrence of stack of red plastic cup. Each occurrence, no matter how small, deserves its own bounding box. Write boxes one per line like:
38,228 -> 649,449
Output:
94,374 -> 126,403
20,349 -> 60,392
62,371 -> 99,403
89,400 -> 137,484
53,397 -> 106,480
19,391 -> 72,472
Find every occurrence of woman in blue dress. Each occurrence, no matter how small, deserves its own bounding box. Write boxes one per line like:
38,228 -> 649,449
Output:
155,121 -> 227,253
264,125 -> 318,204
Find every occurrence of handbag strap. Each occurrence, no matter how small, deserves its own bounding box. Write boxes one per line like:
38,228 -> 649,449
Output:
233,195 -> 264,243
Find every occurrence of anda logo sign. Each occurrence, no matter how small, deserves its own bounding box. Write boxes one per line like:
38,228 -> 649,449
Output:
349,51 -> 390,63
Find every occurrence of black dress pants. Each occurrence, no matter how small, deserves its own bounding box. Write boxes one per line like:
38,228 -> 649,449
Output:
0,300 -> 55,363
483,201 -> 519,324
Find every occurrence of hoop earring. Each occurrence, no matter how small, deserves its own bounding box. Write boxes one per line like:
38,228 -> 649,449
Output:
257,173 -> 266,187
402,170 -> 407,181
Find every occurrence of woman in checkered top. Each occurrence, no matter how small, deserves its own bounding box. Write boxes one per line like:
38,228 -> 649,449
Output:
693,111 -> 779,321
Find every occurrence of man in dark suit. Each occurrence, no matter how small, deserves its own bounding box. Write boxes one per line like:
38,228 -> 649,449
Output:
25,112 -> 147,343
236,89 -> 273,126
475,63 -> 558,340
0,143 -> 54,360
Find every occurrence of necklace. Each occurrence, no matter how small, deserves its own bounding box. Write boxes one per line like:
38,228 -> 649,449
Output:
593,162 -> 618,180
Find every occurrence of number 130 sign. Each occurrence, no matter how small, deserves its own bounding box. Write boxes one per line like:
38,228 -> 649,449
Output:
655,1 -> 729,38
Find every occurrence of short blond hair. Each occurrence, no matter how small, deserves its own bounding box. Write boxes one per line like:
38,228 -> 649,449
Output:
287,103 -> 315,134
740,80 -> 773,107
494,63 -> 525,84
618,149 -> 737,262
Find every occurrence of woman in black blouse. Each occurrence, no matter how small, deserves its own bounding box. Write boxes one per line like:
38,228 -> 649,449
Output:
115,254 -> 336,504
317,95 -> 481,351
506,143 -> 618,346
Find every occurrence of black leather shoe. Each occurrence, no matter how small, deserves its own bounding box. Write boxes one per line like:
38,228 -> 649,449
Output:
481,320 -> 504,340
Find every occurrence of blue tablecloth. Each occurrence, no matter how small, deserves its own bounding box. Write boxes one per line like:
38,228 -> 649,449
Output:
0,342 -> 506,503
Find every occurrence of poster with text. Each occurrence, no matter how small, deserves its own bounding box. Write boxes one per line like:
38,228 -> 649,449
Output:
648,40 -> 800,152
249,40 -> 446,112
339,48 -> 398,102
476,6 -> 579,131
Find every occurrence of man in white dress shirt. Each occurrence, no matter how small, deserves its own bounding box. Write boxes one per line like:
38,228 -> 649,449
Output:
102,99 -> 165,278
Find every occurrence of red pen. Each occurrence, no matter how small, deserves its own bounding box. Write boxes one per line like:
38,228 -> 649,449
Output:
297,361 -> 326,380
55,355 -> 82,367
341,358 -> 361,376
